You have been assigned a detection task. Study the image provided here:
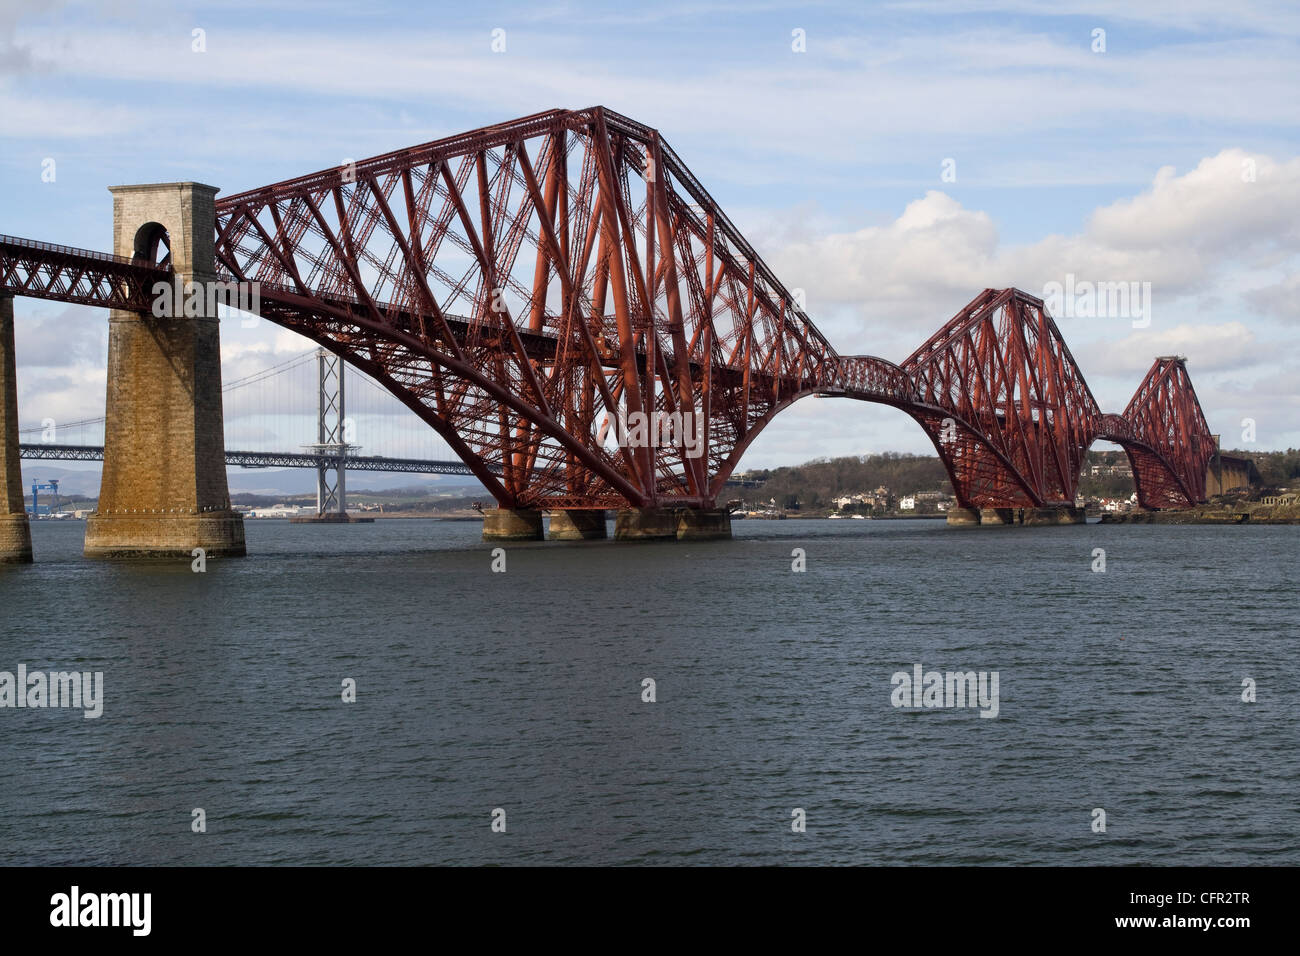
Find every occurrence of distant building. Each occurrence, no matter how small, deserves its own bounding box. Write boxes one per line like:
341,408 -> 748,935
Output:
1089,462 -> 1133,478
243,503 -> 313,518
899,496 -> 915,511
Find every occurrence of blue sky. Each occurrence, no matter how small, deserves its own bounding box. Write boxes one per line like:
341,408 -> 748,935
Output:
3,0 -> 1297,480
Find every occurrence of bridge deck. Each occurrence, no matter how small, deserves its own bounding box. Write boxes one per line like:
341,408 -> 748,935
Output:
19,443 -> 486,476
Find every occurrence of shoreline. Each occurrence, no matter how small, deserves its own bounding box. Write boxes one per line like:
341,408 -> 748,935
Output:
226,499 -> 1300,526
1101,507 -> 1300,525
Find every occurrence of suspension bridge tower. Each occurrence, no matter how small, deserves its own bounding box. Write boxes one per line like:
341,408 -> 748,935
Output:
291,348 -> 370,522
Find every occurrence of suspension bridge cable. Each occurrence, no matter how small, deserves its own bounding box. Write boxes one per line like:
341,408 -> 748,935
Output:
19,344 -> 459,464
222,349 -> 317,392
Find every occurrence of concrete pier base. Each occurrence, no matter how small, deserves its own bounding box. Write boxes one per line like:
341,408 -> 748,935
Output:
85,511 -> 247,558
979,508 -> 1016,526
614,507 -> 679,541
1021,506 -> 1087,526
0,514 -> 32,564
676,508 -> 733,540
0,297 -> 32,563
84,182 -> 245,559
946,506 -> 982,527
482,508 -> 543,541
547,509 -> 608,540
948,505 -> 1086,528
289,512 -> 375,523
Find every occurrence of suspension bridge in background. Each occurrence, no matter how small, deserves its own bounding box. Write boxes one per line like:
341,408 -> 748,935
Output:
0,106 -> 1218,561
17,345 -> 486,512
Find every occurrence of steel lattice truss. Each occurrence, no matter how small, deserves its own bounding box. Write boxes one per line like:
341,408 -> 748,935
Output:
210,107 -> 837,509
0,234 -> 165,311
0,108 -> 1219,511
1096,359 -> 1215,508
895,288 -> 1102,507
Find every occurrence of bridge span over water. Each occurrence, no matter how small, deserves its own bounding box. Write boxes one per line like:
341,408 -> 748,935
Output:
0,107 -> 1215,559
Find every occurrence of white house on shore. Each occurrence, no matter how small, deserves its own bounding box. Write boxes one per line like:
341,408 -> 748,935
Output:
238,503 -> 314,518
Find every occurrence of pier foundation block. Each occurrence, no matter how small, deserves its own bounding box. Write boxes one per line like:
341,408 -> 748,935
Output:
84,182 -> 245,558
945,506 -> 982,527
1021,506 -> 1087,526
482,508 -> 543,541
978,508 -> 1016,526
83,512 -> 247,559
676,508 -> 733,540
547,509 -> 608,540
0,296 -> 32,563
289,512 -> 374,523
614,507 -> 679,541
0,514 -> 32,563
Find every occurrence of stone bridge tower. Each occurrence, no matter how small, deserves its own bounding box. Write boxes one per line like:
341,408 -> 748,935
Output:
84,183 -> 245,557
0,295 -> 32,562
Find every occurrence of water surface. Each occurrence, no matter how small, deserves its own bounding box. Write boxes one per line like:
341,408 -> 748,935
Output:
1,517 -> 1294,865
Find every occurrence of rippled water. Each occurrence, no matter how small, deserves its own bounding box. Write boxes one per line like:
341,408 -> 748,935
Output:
1,517 -> 1295,865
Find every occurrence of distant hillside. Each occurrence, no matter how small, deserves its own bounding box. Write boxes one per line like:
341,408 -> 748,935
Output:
738,453 -> 949,510
738,448 -> 1300,510
22,447 -> 1299,511
17,463 -> 102,498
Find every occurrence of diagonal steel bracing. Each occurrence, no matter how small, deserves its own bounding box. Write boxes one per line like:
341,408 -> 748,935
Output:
0,109 -> 1216,512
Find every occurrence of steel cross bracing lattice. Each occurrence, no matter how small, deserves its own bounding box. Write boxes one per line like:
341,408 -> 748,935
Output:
309,347 -> 350,515
0,107 -> 1217,511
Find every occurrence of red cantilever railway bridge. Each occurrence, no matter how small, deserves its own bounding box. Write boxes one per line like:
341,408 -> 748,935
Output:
0,107 -> 1214,517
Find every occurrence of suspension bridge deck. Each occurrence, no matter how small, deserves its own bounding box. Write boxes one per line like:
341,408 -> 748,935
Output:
18,443 -> 484,476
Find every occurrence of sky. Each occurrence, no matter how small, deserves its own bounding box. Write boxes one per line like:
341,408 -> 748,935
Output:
2,0 -> 1297,486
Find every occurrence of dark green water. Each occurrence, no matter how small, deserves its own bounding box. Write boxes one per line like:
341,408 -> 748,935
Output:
1,517 -> 1295,865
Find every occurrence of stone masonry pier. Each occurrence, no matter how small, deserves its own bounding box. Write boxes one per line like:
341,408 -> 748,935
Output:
0,296 -> 32,563
83,183 -> 245,558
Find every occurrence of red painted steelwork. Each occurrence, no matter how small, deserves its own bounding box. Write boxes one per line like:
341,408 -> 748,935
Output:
1096,358 -> 1215,508
0,233 -> 166,312
0,109 -> 1217,511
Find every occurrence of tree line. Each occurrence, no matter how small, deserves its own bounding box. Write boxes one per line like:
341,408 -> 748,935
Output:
736,448 -> 1300,510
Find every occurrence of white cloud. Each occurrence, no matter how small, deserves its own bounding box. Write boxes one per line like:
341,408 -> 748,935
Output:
1075,322 -> 1259,375
773,191 -> 999,308
1088,150 -> 1300,251
763,148 -> 1300,343
892,0 -> 1300,38
9,20 -> 1299,177
14,365 -> 105,433
0,90 -> 144,139
741,147 -> 1300,458
1245,271 -> 1300,324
